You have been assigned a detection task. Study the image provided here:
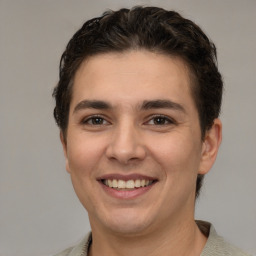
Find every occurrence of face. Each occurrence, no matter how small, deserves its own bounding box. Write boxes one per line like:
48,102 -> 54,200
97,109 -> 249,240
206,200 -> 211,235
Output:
62,50 -> 221,236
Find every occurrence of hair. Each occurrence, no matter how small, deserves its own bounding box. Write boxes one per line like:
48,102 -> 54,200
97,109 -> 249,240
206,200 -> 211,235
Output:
53,6 -> 223,198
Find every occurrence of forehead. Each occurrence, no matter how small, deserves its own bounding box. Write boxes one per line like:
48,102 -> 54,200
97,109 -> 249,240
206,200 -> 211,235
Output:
71,50 -> 196,109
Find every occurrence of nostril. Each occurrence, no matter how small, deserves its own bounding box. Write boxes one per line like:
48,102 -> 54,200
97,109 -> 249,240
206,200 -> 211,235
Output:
105,128 -> 146,163
106,144 -> 147,164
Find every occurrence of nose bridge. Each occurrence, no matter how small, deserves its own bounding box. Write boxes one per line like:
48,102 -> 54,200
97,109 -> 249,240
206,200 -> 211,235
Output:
106,117 -> 146,163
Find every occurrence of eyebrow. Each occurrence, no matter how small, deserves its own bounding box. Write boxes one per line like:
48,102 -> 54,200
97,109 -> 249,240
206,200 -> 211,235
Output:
73,100 -> 111,113
73,99 -> 186,114
141,100 -> 186,113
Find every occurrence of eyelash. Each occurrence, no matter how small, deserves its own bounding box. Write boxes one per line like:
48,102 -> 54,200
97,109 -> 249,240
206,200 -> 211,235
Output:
81,115 -> 109,125
81,114 -> 175,126
145,115 -> 176,126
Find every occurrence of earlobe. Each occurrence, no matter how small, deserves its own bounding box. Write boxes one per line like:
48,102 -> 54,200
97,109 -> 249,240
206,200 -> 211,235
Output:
60,132 -> 71,174
198,118 -> 222,175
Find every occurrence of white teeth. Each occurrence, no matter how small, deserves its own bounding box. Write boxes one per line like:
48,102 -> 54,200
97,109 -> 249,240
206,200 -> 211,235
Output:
126,180 -> 135,188
112,179 -> 118,188
103,179 -> 153,189
117,180 -> 126,189
108,180 -> 112,187
135,179 -> 141,188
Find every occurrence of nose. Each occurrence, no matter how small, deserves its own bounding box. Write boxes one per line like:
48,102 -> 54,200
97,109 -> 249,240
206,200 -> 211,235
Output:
105,121 -> 146,164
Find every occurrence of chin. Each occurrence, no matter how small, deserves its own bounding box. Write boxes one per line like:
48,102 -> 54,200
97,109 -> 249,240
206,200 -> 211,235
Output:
108,221 -> 151,236
97,208 -> 155,236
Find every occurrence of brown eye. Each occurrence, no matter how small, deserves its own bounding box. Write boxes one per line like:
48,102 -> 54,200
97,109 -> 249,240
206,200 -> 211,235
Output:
146,115 -> 174,125
90,117 -> 104,125
82,116 -> 109,125
153,117 -> 169,125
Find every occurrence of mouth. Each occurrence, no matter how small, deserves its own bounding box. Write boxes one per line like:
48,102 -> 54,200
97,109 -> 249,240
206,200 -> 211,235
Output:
101,179 -> 156,190
97,174 -> 158,199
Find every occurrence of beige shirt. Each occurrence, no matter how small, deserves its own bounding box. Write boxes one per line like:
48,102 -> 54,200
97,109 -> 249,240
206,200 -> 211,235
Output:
55,221 -> 251,256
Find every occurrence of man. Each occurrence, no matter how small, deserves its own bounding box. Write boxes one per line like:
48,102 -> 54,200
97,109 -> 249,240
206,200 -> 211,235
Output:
53,6 -> 250,256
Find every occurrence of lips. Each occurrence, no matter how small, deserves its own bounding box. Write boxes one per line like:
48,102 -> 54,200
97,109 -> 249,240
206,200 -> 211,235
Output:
97,174 -> 158,198
103,179 -> 154,189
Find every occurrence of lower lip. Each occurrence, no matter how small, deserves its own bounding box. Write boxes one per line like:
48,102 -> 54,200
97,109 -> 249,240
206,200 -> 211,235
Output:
99,182 -> 155,200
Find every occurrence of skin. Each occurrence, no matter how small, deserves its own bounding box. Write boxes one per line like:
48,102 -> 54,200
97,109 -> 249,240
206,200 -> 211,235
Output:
61,50 -> 222,256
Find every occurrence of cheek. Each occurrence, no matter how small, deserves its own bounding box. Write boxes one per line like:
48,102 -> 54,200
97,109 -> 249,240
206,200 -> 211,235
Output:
148,132 -> 202,175
65,135 -> 107,211
66,134 -> 106,176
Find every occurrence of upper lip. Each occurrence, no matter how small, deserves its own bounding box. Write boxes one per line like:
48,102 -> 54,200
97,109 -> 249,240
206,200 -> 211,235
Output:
97,173 -> 158,181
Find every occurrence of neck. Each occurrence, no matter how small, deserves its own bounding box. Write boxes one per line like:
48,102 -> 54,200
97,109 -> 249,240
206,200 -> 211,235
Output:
88,218 -> 207,256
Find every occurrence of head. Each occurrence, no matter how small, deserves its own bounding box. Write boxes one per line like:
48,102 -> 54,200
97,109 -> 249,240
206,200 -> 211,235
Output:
53,6 -> 223,198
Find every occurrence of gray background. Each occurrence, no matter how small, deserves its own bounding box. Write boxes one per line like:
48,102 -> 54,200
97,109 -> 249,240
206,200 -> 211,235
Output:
0,0 -> 255,255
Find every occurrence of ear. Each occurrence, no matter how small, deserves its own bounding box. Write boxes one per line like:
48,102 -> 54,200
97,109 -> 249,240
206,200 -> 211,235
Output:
60,131 -> 71,174
198,118 -> 222,175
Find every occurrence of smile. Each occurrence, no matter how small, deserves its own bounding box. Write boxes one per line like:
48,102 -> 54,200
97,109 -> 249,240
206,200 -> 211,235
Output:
98,174 -> 158,199
102,179 -> 154,190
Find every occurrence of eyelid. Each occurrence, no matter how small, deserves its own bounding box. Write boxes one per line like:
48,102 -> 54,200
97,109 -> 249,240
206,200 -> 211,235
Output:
80,114 -> 176,126
144,114 -> 176,125
81,114 -> 111,125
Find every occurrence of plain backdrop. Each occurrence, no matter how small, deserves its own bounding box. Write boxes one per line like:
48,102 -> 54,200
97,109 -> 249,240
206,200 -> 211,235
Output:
0,0 -> 255,255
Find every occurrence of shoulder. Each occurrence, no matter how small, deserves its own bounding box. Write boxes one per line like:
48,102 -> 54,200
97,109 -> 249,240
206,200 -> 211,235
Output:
53,233 -> 91,256
197,221 -> 252,256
